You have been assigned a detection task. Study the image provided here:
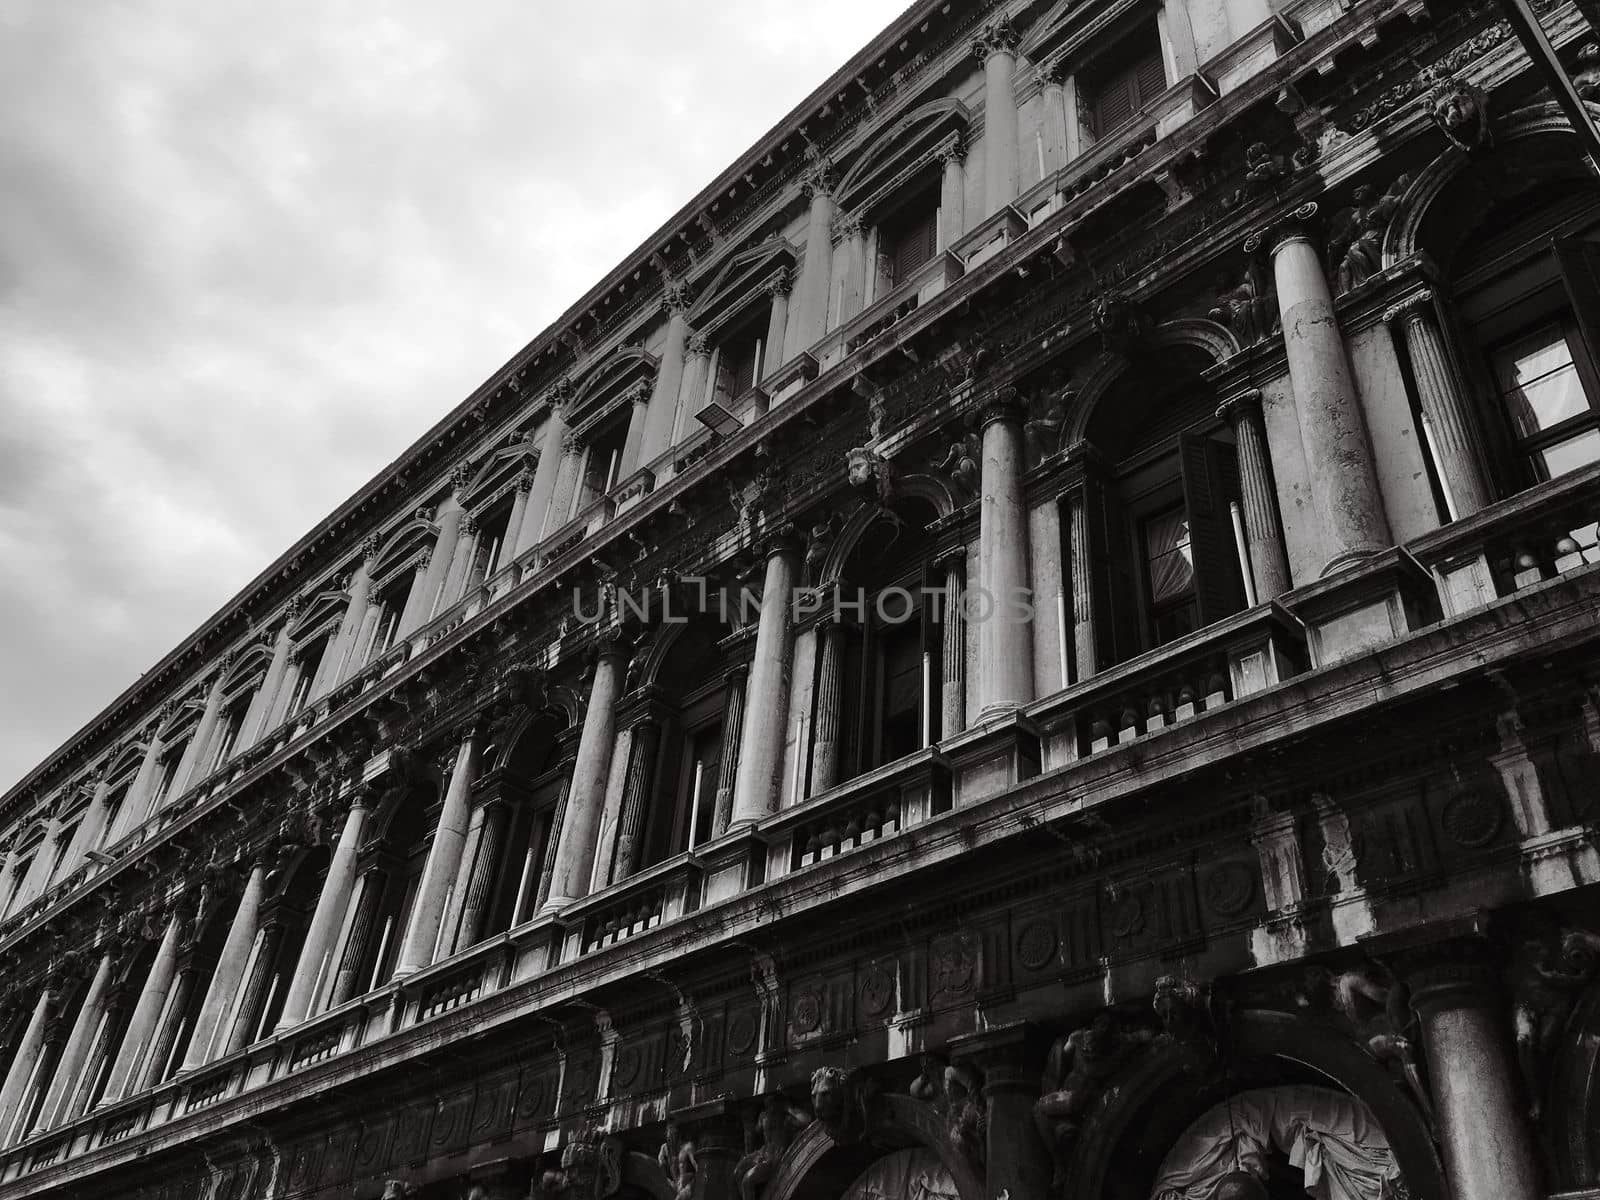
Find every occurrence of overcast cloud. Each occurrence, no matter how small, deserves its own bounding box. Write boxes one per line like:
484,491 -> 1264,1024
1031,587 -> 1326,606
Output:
0,0 -> 909,791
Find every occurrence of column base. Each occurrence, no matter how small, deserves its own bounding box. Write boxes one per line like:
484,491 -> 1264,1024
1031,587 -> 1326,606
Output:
1319,544 -> 1387,577
974,702 -> 1021,724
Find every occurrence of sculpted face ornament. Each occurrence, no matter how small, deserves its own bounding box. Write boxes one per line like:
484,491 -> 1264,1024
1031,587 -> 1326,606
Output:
1422,68 -> 1490,152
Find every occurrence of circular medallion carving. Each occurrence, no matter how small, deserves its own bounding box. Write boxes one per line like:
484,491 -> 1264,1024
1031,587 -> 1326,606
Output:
726,1010 -> 758,1056
1203,862 -> 1257,916
1442,791 -> 1503,848
613,1045 -> 642,1089
1016,919 -> 1058,970
859,966 -> 894,1017
517,1073 -> 549,1119
792,987 -> 823,1034
1109,891 -> 1145,940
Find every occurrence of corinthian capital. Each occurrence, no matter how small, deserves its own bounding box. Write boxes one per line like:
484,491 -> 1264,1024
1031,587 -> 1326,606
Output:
830,210 -> 864,245
686,331 -> 711,358
663,275 -> 692,315
972,14 -> 1019,63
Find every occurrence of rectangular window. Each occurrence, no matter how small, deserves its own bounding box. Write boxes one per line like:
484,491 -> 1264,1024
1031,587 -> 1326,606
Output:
149,747 -> 185,811
881,196 -> 939,291
580,421 -> 628,508
1142,504 -> 1199,647
1490,322 -> 1600,480
1088,33 -> 1166,138
210,698 -> 250,771
3,856 -> 34,915
715,325 -> 765,405
97,786 -> 128,850
366,577 -> 412,662
677,722 -> 722,853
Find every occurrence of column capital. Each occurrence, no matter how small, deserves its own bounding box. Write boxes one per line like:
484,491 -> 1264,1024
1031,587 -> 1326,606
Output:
972,14 -> 1020,62
1382,287 -> 1435,325
515,468 -> 535,493
685,330 -> 711,359
1034,56 -> 1067,90
663,275 -> 693,315
448,460 -> 473,497
800,152 -> 837,200
830,210 -> 864,245
1215,387 -> 1265,426
978,386 -> 1027,429
359,532 -> 384,563
764,266 -> 793,298
1244,201 -> 1321,256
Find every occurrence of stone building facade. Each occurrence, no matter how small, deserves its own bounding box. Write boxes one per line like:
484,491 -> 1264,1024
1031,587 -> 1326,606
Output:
3,0 -> 1600,1197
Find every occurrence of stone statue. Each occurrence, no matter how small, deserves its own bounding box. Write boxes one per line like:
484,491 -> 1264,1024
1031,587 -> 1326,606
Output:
1310,961 -> 1432,1121
1511,925 -> 1600,1121
1209,260 -> 1277,347
933,430 -> 980,496
1329,176 -> 1411,294
381,1184 -> 417,1200
658,1121 -> 697,1200
530,1127 -> 623,1200
1243,142 -> 1291,193
1151,975 -> 1210,1052
1422,67 -> 1491,152
1024,389 -> 1074,465
732,1093 -> 812,1200
908,1052 -> 946,1106
845,446 -> 896,506
943,1063 -> 986,1170
1090,293 -> 1150,354
1033,1014 -> 1154,1188
1575,42 -> 1600,103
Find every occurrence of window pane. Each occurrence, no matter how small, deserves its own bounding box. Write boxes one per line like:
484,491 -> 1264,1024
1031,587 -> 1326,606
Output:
1493,326 -> 1587,437
1537,428 -> 1600,478
1144,508 -> 1194,605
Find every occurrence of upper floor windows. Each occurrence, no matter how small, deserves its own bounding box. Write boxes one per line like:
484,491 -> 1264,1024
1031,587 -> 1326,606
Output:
576,418 -> 628,512
1489,318 -> 1600,480
365,575 -> 413,663
1083,28 -> 1166,140
285,636 -> 327,719
209,695 -> 251,773
878,187 -> 940,294
148,745 -> 185,812
712,318 -> 766,410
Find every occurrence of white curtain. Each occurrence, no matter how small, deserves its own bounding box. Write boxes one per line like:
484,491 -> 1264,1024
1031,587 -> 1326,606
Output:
842,1148 -> 961,1200
1150,1085 -> 1402,1200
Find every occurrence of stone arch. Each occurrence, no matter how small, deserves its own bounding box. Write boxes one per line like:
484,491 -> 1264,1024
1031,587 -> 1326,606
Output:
815,477 -> 950,587
688,237 -> 800,326
765,1094 -> 984,1200
634,607 -> 742,689
1068,1009 -> 1444,1200
221,641 -> 275,692
1384,101 -> 1600,268
835,98 -> 972,201
1066,319 -> 1237,444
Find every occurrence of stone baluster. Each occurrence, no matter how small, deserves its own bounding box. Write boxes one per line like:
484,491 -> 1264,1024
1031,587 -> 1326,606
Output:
974,16 -> 1021,218
276,795 -> 373,1026
1385,289 -> 1492,519
1254,206 -> 1391,575
541,646 -> 628,912
393,730 -> 482,976
977,390 -> 1035,718
729,538 -> 802,825
181,862 -> 266,1071
1216,388 -> 1293,600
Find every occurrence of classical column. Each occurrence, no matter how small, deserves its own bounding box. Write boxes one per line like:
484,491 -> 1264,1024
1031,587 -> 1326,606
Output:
393,551 -> 435,639
238,625 -> 294,751
977,391 -> 1035,718
794,161 -> 837,351
1386,290 -> 1492,519
1405,942 -> 1540,1200
1258,207 -> 1391,575
172,671 -> 228,795
639,285 -> 691,467
1037,62 -> 1068,175
1216,389 -> 1292,600
676,334 -> 712,436
36,951 -> 115,1131
328,865 -> 387,1007
761,271 -> 792,379
276,796 -> 372,1027
181,863 -> 265,1071
809,621 -> 847,794
393,731 -> 481,976
123,729 -> 167,830
974,16 -> 1021,218
442,513 -> 479,604
541,647 -> 627,912
609,718 -> 662,882
618,383 -> 654,479
222,919 -> 283,1056
515,415 -> 563,553
450,801 -> 509,955
0,990 -> 52,1145
316,534 -> 383,697
99,914 -> 183,1104
712,669 -> 747,836
132,963 -> 196,1094
59,773 -> 114,880
730,540 -> 801,825
939,551 -> 967,738
437,802 -> 489,954
939,145 -> 967,255
415,469 -> 469,626
833,212 -> 867,324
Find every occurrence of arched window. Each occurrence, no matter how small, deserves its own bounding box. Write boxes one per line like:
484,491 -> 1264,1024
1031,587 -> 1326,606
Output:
1083,347 -> 1248,664
344,782 -> 434,997
252,845 -> 331,1039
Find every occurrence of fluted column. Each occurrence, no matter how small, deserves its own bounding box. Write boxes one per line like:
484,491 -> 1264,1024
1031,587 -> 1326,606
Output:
238,626 -> 293,751
762,272 -> 792,378
974,16 -> 1021,218
541,648 -> 627,912
0,990 -> 52,1145
328,865 -> 386,1007
640,290 -> 691,466
98,915 -> 181,1103
321,534 -> 384,693
59,774 -> 113,879
676,334 -> 712,437
795,164 -> 837,351
437,802 -> 488,954
1065,472 -> 1099,681
1257,207 -> 1391,575
940,551 -> 967,738
1405,943 -> 1540,1200
37,951 -> 114,1131
712,669 -> 747,836
610,718 -> 661,882
1387,290 -> 1492,519
223,919 -> 282,1056
394,731 -> 482,975
415,473 -> 469,626
1217,389 -> 1292,600
730,541 -> 801,825
132,963 -> 195,1094
939,145 -> 966,253
978,392 -> 1036,718
451,803 -> 509,954
833,212 -> 867,325
276,797 -> 372,1027
1037,62 -> 1068,175
182,863 -> 265,1071
618,383 -> 654,479
392,552 -> 434,640
809,621 -> 847,794
124,729 -> 167,829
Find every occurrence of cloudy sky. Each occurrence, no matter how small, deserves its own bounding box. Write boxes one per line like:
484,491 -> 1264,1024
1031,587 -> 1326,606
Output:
0,0 -> 909,791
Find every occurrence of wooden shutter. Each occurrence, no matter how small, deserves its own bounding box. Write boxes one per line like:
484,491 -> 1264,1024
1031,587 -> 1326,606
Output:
1134,51 -> 1167,108
1554,237 -> 1600,371
1093,75 -> 1135,137
1179,434 -> 1248,624
1084,474 -> 1139,668
891,209 -> 937,284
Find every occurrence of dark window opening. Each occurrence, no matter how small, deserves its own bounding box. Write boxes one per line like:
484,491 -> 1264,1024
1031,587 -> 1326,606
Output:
880,190 -> 940,292
286,636 -> 328,717
471,500 -> 515,583
1085,31 -> 1166,138
714,316 -> 768,406
579,419 -> 629,510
